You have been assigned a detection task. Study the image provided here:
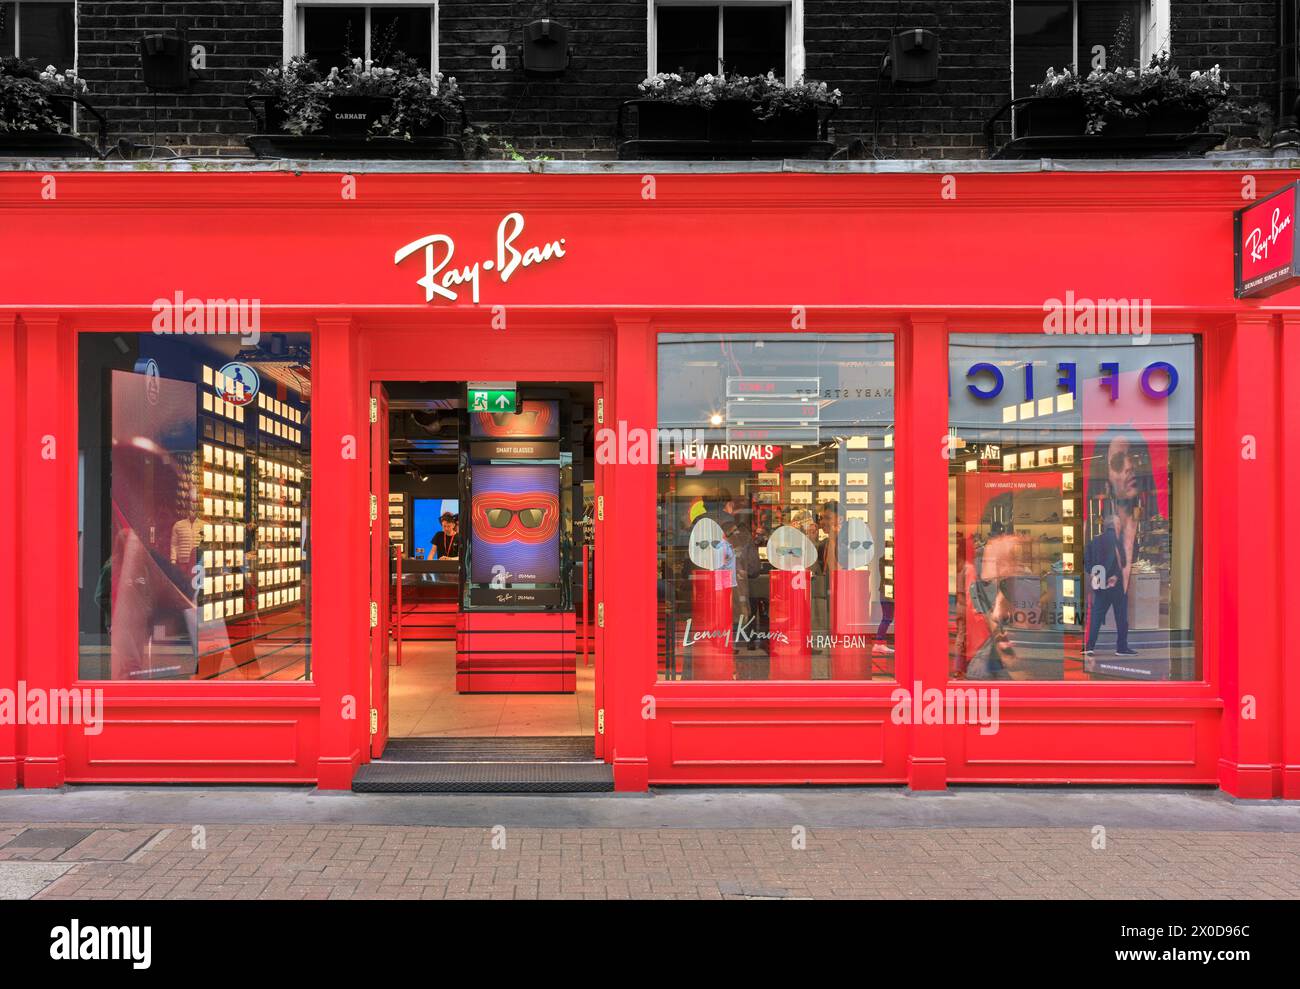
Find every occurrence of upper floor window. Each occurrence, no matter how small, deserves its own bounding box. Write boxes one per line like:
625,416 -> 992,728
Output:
290,1 -> 436,73
0,1 -> 75,68
1012,0 -> 1168,98
650,1 -> 803,82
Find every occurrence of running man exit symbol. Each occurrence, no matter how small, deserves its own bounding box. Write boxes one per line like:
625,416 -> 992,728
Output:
467,382 -> 517,414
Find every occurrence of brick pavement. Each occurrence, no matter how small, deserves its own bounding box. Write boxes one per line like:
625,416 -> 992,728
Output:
0,824 -> 1294,899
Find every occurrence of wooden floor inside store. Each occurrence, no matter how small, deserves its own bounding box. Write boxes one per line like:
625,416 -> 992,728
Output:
388,641 -> 594,738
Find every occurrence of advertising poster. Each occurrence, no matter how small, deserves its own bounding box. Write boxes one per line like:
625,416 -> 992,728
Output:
1079,359 -> 1188,681
109,368 -> 202,680
470,464 -> 561,585
954,471 -> 1066,681
470,399 -> 560,440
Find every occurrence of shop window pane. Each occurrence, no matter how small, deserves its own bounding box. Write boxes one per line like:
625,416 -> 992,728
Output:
656,5 -> 719,77
1,5 -> 15,58
1013,1 -> 1073,98
17,2 -> 74,69
658,334 -> 896,682
948,334 -> 1198,682
304,5 -> 365,72
78,331 -> 313,682
370,6 -> 432,67
721,5 -> 786,77
1078,1 -> 1141,71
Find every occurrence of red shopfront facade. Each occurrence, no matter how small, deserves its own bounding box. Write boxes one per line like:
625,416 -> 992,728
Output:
0,165 -> 1297,798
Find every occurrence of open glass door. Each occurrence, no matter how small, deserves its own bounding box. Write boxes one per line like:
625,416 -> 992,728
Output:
370,382 -> 391,757
592,382 -> 606,761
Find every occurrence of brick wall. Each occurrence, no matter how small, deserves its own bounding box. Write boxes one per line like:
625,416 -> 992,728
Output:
67,1 -> 1280,160
77,2 -> 284,155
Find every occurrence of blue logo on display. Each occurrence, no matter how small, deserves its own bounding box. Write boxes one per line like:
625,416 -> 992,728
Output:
965,361 -> 1178,402
215,362 -> 260,407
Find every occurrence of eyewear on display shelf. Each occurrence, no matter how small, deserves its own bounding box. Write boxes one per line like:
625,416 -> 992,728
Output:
695,539 -> 724,550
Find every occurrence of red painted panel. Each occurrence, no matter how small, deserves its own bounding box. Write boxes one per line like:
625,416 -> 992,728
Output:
66,708 -> 319,783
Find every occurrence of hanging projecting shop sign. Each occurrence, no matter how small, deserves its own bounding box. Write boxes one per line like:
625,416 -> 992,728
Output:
1235,181 -> 1300,298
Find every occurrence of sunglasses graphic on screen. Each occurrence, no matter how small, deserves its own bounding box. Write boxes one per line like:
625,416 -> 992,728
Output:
472,491 -> 560,543
488,409 -> 542,427
485,506 -> 549,529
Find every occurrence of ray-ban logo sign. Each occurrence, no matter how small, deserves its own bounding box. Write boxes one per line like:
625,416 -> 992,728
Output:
395,212 -> 567,304
1235,181 -> 1300,298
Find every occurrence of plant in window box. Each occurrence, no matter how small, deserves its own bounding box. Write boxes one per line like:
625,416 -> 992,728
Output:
632,70 -> 840,143
368,59 -> 464,139
1139,55 -> 1234,135
247,55 -> 326,135
0,58 -> 103,156
633,72 -> 713,140
751,73 -> 842,140
248,54 -> 462,141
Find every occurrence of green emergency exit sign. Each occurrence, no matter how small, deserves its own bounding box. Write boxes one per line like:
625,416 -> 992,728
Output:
468,381 -> 517,414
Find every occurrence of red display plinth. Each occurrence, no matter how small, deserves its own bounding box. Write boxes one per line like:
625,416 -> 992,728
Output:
689,569 -> 734,680
456,611 -> 576,693
769,569 -> 812,679
830,568 -> 873,679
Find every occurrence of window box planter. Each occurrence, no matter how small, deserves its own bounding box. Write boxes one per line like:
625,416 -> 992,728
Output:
246,111 -> 466,159
708,99 -> 753,141
244,93 -> 288,134
617,98 -> 833,160
1017,95 -> 1087,137
634,101 -> 709,141
985,96 -> 1219,159
1145,103 -> 1211,135
0,97 -> 107,158
758,106 -> 821,141
324,94 -> 394,135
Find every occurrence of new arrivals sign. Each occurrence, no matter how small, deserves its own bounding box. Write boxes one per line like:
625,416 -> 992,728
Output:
1235,181 -> 1300,298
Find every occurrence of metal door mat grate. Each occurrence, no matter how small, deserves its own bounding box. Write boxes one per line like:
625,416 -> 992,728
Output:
1,828 -> 97,851
378,736 -> 595,763
352,761 -> 614,793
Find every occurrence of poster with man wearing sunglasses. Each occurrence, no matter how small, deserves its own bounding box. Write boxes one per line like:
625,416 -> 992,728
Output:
1081,427 -> 1170,675
956,484 -> 1065,681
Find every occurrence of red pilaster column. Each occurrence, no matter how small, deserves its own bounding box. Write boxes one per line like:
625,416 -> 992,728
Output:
17,315 -> 69,787
1280,316 -> 1300,800
901,314 -> 949,791
1218,313 -> 1281,799
608,316 -> 653,791
0,312 -> 17,788
314,315 -> 365,789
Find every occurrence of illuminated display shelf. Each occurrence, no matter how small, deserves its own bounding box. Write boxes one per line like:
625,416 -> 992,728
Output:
253,389 -> 308,614
189,364 -> 310,622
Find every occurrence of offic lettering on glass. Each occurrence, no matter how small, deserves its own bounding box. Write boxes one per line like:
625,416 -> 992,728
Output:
964,361 -> 1179,402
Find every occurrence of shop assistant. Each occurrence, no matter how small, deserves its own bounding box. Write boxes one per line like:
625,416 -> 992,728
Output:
432,512 -> 461,559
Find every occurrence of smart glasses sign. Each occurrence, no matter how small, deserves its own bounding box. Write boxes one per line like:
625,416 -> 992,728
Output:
1235,181 -> 1300,298
394,212 -> 567,304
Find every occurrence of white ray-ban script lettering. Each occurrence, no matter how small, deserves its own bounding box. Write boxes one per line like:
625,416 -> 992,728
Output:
394,212 -> 567,304
1245,206 -> 1292,264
